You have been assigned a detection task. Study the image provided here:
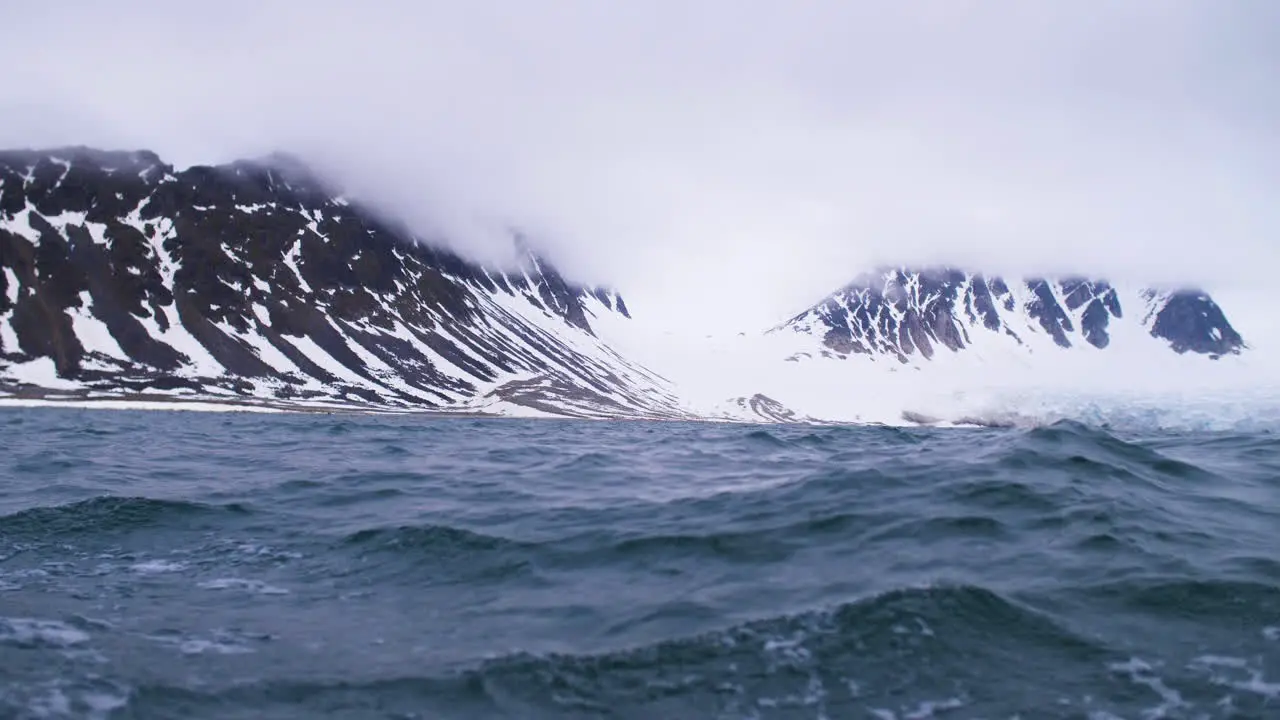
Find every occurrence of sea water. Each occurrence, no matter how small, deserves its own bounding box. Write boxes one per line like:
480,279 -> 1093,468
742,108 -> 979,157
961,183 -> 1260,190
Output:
1,408 -> 1278,718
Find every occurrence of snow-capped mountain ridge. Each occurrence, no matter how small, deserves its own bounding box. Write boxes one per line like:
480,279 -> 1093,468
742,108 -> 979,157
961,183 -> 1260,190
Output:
0,147 -> 680,417
0,147 -> 1255,425
775,267 -> 1243,364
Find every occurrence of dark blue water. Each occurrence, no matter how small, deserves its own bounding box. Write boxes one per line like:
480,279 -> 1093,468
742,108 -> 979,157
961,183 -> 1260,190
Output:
1,409 -> 1279,719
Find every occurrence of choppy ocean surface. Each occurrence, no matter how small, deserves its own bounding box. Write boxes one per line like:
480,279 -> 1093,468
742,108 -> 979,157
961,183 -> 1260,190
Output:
1,409 -> 1279,719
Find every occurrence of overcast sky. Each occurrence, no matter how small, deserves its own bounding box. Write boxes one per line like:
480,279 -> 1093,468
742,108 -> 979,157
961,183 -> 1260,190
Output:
4,2 -> 1277,334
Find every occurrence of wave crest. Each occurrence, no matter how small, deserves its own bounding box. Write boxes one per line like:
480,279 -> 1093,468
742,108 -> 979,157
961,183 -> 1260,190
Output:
0,496 -> 249,537
116,584 -> 1101,718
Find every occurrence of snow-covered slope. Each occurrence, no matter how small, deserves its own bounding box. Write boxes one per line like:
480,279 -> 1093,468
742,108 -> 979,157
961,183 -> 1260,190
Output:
0,147 -> 684,418
590,268 -> 1263,428
775,268 -> 1244,363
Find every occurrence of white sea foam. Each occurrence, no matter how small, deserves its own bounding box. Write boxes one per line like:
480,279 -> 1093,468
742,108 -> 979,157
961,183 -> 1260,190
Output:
1107,657 -> 1188,718
4,681 -> 129,720
0,617 -> 91,648
178,638 -> 254,655
1190,654 -> 1280,701
130,560 -> 187,574
197,578 -> 290,595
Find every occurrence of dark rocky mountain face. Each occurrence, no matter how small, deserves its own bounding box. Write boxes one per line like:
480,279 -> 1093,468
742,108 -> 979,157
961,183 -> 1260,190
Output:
0,147 -> 675,416
777,268 -> 1244,363
1141,289 -> 1244,356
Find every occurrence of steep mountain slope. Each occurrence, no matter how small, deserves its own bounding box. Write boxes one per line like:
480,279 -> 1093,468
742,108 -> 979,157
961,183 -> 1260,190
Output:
0,147 -> 682,417
774,268 -> 1244,364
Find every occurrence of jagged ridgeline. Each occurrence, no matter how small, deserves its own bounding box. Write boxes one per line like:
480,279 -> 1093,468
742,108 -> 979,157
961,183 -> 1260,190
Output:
0,147 -> 682,417
776,268 -> 1244,363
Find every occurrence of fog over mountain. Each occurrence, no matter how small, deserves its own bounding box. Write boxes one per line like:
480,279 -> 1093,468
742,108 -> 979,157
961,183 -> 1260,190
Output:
0,146 -> 1267,427
0,147 -> 694,416
2,3 -> 1278,428
4,2 -> 1278,340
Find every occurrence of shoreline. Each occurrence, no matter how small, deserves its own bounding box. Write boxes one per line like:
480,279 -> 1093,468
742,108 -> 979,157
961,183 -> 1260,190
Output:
0,390 -> 850,427
0,390 -> 1040,430
0,392 -> 493,418
0,391 -> 719,423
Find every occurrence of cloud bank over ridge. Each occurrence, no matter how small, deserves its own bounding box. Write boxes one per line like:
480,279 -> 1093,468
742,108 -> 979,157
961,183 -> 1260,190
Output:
3,1 -> 1277,336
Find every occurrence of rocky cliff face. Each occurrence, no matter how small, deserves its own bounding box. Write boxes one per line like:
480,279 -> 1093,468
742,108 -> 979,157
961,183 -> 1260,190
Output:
776,268 -> 1244,363
0,147 -> 676,417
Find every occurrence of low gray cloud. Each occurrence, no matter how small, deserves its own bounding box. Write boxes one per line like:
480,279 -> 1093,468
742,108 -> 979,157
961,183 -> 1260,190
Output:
4,1 -> 1277,334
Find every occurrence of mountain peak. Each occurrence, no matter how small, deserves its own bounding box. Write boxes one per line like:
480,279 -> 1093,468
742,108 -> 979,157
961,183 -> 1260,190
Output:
776,266 -> 1243,362
0,146 -> 666,416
